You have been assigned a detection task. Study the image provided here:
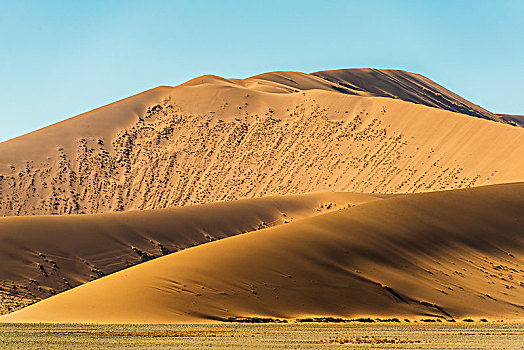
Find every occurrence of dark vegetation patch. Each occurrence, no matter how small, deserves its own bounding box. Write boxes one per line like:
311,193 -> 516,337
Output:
295,317 -> 400,323
211,316 -> 288,323
131,246 -> 154,262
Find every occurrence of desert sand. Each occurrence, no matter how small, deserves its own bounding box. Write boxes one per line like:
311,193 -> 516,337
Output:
0,68 -> 522,324
0,192 -> 380,315
2,183 -> 522,323
0,69 -> 523,217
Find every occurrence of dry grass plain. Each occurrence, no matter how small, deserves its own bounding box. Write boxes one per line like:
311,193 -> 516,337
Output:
0,322 -> 522,349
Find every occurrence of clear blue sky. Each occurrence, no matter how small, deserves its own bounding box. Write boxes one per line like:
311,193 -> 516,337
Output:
1,0 -> 523,142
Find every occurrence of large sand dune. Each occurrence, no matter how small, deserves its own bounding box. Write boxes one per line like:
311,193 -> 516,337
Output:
2,183 -> 522,323
0,192 -> 379,315
0,69 -> 523,216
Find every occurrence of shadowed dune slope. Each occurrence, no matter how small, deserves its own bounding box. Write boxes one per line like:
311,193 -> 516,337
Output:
0,69 -> 523,217
498,114 -> 524,127
2,183 -> 523,323
0,192 -> 380,315
254,69 -> 499,121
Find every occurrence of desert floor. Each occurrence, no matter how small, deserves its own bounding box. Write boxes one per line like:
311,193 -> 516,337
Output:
0,322 -> 522,349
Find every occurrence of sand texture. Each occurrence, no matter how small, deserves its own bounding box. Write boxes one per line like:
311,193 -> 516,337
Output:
0,69 -> 523,217
2,183 -> 522,323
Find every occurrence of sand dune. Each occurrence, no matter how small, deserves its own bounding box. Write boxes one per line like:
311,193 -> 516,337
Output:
0,69 -> 523,216
0,68 -> 522,323
2,183 -> 522,323
0,192 -> 379,315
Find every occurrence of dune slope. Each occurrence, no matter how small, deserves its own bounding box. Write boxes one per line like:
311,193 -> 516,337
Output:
0,192 -> 379,315
3,183 -> 523,323
0,69 -> 523,216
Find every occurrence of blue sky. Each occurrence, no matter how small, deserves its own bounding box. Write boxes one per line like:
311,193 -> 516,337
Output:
0,0 -> 523,142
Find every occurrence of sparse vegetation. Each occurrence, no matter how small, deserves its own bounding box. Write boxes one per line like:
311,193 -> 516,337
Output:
295,317 -> 383,323
211,316 -> 288,323
320,336 -> 422,344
